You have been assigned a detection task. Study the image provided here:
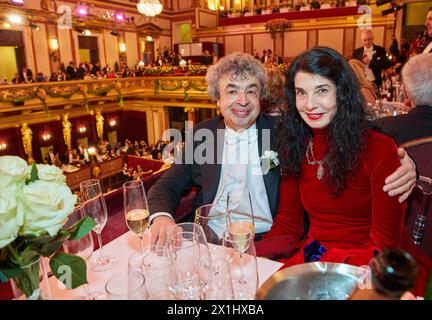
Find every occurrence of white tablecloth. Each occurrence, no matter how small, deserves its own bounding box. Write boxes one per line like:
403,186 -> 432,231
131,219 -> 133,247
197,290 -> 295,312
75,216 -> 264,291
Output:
44,230 -> 283,300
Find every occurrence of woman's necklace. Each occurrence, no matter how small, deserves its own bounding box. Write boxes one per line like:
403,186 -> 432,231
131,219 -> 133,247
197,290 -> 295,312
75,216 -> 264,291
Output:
306,139 -> 325,180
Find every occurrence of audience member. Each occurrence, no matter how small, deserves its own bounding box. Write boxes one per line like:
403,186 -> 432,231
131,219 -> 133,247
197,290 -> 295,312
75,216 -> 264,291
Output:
352,29 -> 391,87
376,53 -> 432,145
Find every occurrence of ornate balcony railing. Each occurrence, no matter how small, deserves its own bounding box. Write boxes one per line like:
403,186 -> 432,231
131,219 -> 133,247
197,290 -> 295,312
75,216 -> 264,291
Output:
0,76 -> 210,121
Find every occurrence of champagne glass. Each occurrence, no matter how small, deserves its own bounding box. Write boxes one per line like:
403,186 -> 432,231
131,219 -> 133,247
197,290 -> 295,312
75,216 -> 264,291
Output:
165,222 -> 212,300
80,179 -> 118,272
63,205 -> 101,299
222,231 -> 259,300
123,180 -> 150,252
226,189 -> 255,247
225,189 -> 256,298
195,204 -> 227,246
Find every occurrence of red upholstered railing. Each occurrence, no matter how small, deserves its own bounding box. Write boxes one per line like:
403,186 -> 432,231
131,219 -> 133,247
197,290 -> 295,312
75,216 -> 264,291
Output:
126,155 -> 165,173
218,7 -> 361,26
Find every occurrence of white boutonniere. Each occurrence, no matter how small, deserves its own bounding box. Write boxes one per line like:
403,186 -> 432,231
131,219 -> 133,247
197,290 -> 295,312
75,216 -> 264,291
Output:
261,150 -> 280,175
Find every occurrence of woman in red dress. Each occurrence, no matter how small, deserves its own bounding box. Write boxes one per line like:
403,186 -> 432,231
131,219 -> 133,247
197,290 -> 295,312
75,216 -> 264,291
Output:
260,47 -> 431,296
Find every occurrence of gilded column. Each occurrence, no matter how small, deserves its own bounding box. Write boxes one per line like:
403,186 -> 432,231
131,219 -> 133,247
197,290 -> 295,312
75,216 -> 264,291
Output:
95,110 -> 104,140
184,107 -> 196,126
62,114 -> 72,150
21,123 -> 34,164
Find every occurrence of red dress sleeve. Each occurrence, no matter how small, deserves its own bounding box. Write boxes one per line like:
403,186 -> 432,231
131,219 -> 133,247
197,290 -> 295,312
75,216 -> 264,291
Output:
320,131 -> 406,266
255,176 -> 304,259
262,176 -> 304,240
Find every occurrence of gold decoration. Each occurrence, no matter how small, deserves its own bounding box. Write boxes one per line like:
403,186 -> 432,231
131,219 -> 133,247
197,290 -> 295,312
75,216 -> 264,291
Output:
21,123 -> 33,163
62,114 -> 72,150
184,107 -> 195,113
95,110 -> 104,139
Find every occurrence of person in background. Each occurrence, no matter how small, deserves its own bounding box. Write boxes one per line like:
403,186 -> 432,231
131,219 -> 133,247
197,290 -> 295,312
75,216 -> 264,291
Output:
261,67 -> 286,115
352,29 -> 391,87
35,72 -> 47,83
422,7 -> 432,53
375,53 -> 432,145
348,59 -> 379,107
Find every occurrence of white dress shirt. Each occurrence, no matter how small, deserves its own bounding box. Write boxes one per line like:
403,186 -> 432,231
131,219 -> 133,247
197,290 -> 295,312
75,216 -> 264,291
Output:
210,124 -> 273,237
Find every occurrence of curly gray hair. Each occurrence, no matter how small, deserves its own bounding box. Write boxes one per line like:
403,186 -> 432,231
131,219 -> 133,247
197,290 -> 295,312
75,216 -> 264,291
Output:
205,52 -> 267,101
402,53 -> 432,106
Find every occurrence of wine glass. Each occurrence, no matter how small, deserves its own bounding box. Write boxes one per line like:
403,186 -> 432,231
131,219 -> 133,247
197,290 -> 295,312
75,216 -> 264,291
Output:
123,180 -> 150,252
105,272 -> 147,300
80,179 -> 118,272
137,245 -> 176,299
226,189 -> 255,244
165,222 -> 212,300
62,205 -> 101,300
222,230 -> 259,300
195,203 -> 227,246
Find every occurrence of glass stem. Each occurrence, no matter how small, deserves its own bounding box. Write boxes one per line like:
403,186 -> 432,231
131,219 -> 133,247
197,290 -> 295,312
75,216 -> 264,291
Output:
96,232 -> 105,256
239,251 -> 246,284
139,234 -> 145,254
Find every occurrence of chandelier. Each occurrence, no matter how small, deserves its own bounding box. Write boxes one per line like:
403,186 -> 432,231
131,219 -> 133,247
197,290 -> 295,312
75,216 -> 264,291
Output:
137,0 -> 163,17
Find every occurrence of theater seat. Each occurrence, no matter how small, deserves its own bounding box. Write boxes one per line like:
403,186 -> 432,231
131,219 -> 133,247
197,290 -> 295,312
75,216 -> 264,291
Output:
401,136 -> 432,177
401,137 -> 432,259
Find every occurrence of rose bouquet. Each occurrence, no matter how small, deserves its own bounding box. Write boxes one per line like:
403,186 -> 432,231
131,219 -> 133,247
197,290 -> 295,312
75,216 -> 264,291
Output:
0,156 -> 95,299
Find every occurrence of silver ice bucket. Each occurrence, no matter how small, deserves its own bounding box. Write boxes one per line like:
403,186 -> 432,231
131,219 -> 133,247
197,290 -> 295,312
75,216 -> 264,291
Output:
256,262 -> 365,300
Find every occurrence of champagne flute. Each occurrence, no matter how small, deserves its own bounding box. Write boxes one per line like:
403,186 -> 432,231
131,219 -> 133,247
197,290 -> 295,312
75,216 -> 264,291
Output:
123,180 -> 150,252
226,189 -> 255,292
63,205 -> 101,300
226,189 -> 255,249
222,231 -> 258,300
80,179 -> 118,272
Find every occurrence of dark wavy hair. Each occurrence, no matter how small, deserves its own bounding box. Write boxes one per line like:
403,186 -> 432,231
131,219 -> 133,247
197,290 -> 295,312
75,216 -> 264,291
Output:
278,46 -> 371,196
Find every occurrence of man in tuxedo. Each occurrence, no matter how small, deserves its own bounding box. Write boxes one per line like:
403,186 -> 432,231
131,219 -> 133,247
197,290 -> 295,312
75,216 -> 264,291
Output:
422,7 -> 432,53
352,29 -> 390,87
376,53 -> 432,145
147,52 -> 417,246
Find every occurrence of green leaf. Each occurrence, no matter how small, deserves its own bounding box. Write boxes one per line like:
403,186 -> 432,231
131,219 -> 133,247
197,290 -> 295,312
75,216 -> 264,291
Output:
50,252 -> 87,289
26,163 -> 39,185
19,249 -> 41,266
39,234 -> 69,257
27,232 -> 69,257
0,268 -> 23,282
68,216 -> 96,241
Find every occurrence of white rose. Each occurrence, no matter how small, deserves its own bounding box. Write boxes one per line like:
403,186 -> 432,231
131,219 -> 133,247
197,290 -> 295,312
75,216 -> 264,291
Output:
36,164 -> 66,185
21,181 -> 77,236
0,188 -> 24,248
0,156 -> 28,188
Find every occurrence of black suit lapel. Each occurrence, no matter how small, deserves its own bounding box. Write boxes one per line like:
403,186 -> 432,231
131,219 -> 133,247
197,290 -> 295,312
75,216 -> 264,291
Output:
201,117 -> 225,204
256,115 -> 280,217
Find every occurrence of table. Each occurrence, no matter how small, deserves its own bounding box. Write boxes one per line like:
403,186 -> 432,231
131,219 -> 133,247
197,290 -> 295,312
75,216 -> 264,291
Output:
43,230 -> 283,300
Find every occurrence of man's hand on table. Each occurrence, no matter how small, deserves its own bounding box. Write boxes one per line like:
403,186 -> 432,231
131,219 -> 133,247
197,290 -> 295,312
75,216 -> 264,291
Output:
150,216 -> 181,247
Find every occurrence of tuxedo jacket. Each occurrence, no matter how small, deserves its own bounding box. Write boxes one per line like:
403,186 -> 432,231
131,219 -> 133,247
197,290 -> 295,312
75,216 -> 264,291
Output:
374,105 -> 432,146
147,114 -> 281,221
352,44 -> 390,87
